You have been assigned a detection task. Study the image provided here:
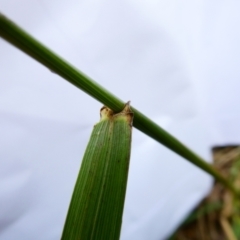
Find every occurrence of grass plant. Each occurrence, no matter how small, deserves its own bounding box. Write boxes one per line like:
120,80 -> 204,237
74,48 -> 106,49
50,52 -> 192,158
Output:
0,13 -> 239,240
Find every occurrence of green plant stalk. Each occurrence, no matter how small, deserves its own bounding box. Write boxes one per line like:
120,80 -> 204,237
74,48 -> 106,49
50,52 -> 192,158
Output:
0,13 -> 239,197
61,103 -> 133,240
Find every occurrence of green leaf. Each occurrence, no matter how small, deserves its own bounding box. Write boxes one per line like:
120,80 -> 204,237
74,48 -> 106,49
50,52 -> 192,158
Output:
61,103 -> 133,240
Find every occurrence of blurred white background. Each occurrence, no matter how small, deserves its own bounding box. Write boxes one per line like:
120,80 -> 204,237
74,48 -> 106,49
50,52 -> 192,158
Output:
0,1 -> 240,239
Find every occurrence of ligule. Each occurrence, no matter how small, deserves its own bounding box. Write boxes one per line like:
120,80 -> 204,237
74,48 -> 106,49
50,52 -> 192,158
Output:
61,102 -> 133,240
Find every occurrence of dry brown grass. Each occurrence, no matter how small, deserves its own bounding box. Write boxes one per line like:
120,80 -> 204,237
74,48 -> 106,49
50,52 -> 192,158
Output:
170,146 -> 240,240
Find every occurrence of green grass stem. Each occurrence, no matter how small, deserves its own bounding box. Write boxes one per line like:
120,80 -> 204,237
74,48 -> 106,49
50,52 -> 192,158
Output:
0,13 -> 239,197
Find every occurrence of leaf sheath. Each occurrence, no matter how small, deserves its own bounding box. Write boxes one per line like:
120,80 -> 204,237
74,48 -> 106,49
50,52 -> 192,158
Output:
61,104 -> 133,240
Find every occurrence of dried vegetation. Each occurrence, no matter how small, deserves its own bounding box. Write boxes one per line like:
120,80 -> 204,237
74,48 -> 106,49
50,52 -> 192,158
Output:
170,146 -> 240,240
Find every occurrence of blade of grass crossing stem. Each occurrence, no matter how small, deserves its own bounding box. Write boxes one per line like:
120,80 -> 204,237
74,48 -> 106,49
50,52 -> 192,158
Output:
61,102 -> 133,240
0,14 -> 239,197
